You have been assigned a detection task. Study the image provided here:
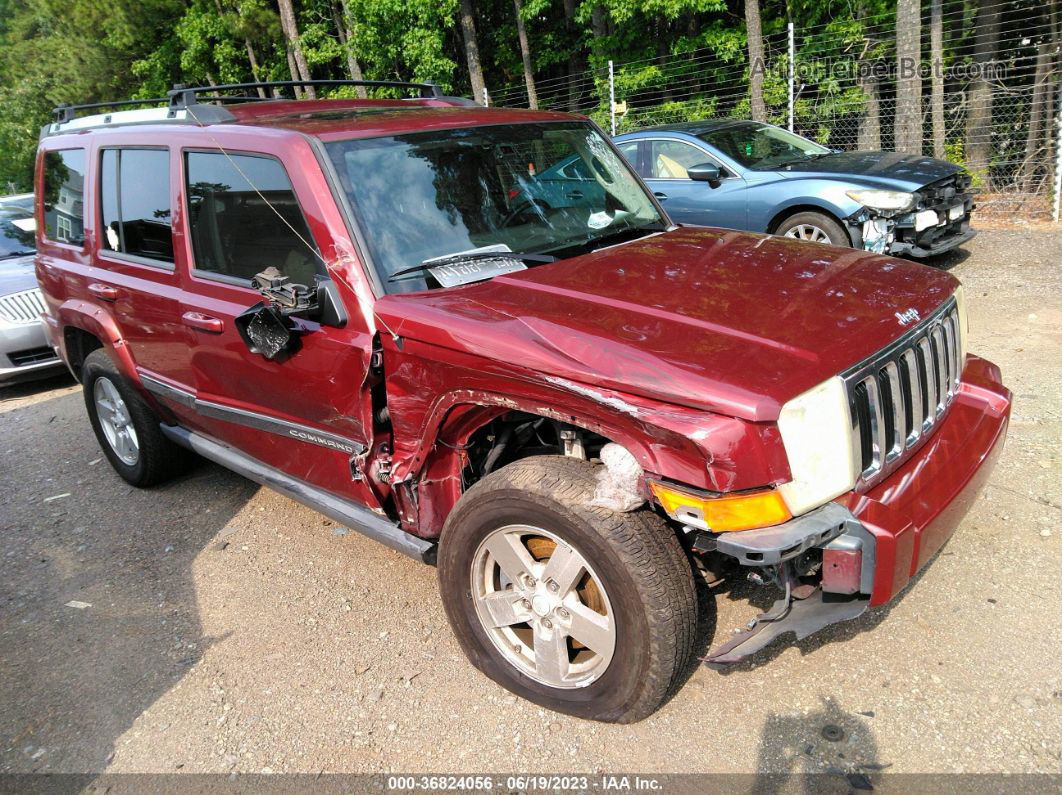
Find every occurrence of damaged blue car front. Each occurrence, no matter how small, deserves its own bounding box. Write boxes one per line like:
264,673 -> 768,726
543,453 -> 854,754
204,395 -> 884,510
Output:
614,120 -> 975,258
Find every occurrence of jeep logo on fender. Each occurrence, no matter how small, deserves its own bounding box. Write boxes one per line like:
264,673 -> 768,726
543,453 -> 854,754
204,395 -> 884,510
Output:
287,428 -> 356,454
895,307 -> 921,326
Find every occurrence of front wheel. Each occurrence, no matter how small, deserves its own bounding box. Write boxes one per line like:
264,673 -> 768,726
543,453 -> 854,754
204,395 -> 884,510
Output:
776,211 -> 849,246
437,456 -> 697,723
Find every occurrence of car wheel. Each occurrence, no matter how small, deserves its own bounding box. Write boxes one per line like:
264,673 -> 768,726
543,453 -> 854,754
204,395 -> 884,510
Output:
82,349 -> 192,487
776,211 -> 849,246
437,456 -> 698,723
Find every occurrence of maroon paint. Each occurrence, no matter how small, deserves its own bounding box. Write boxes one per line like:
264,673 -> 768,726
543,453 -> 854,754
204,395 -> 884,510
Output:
36,100 -> 1010,620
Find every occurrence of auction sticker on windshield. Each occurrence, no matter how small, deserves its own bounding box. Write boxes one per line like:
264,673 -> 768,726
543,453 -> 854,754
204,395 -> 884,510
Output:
425,244 -> 528,287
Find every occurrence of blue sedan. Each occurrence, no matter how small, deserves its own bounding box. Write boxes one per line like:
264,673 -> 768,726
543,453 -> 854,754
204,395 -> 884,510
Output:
613,120 -> 975,258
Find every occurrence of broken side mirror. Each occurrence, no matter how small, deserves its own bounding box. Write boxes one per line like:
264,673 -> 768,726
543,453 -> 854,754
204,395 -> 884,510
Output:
235,267 -> 347,360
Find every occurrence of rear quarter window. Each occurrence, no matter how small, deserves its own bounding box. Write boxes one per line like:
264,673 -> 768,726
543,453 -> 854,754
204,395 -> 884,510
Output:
42,149 -> 86,246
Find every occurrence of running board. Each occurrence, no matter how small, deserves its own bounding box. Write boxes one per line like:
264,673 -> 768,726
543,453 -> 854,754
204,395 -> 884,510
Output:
160,424 -> 437,564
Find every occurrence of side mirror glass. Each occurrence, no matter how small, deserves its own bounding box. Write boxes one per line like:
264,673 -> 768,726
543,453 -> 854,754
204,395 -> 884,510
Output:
235,302 -> 297,360
687,162 -> 722,183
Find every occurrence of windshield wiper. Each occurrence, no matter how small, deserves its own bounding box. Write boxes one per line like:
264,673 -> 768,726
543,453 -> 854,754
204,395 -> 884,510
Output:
388,251 -> 556,283
0,250 -> 34,260
586,222 -> 667,251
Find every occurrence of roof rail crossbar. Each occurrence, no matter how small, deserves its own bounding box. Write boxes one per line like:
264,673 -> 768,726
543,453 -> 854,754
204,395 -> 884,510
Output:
53,97 -> 169,124
167,80 -> 444,108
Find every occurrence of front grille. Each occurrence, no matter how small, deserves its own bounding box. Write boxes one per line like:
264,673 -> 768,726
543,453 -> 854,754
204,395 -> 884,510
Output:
0,288 -> 46,324
918,173 -> 972,210
8,346 -> 57,367
844,297 -> 961,483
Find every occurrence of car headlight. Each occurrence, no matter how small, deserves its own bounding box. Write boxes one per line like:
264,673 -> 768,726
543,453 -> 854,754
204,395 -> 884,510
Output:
953,283 -> 969,363
845,189 -> 915,215
776,376 -> 859,516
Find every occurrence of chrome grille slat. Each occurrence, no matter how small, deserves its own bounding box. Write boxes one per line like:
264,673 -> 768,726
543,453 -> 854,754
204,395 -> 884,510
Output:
882,361 -> 904,462
0,288 -> 45,324
844,297 -> 961,487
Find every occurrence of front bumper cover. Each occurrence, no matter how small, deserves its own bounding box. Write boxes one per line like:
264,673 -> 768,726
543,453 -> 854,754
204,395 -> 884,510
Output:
703,355 -> 1010,665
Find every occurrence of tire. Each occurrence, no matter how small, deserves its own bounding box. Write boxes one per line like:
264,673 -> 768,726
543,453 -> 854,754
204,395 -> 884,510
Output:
437,456 -> 697,723
82,349 -> 192,487
775,211 -> 849,246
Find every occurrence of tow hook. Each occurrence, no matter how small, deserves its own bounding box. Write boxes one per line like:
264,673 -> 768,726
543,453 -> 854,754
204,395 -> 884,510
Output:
704,562 -> 869,666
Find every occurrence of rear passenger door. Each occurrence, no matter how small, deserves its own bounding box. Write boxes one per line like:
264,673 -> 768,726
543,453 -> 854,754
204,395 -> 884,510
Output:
93,146 -> 197,407
178,148 -> 374,503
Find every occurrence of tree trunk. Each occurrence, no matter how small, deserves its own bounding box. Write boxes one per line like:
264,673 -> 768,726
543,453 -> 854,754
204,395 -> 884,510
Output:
929,0 -> 945,158
858,67 -> 882,150
277,0 -> 315,99
894,0 -> 922,155
458,0 -> 487,104
1021,37 -> 1052,190
965,0 -> 1001,179
745,0 -> 766,122
513,0 -> 538,109
285,47 -> 304,99
244,41 -> 268,98
563,0 -> 582,112
335,0 -> 368,98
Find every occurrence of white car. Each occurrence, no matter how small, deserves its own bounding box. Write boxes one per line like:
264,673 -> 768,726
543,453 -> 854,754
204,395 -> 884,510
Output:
0,200 -> 63,384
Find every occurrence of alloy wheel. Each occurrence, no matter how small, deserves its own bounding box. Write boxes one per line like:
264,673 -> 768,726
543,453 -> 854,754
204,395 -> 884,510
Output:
470,525 -> 616,688
784,224 -> 832,243
93,376 -> 140,466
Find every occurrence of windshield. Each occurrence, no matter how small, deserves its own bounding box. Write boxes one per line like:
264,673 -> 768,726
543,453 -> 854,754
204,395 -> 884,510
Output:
697,122 -> 830,171
325,122 -> 665,293
0,210 -> 36,259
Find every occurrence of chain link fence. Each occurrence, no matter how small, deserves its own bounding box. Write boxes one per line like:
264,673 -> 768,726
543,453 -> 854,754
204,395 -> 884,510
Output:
488,2 -> 1061,222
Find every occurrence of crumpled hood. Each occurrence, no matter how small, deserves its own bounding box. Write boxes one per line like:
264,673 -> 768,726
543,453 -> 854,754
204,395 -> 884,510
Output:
777,151 -> 964,191
0,254 -> 38,296
375,227 -> 957,421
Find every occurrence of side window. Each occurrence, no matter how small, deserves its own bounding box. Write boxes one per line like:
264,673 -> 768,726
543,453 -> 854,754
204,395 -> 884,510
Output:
184,151 -> 320,285
649,141 -> 713,180
42,149 -> 86,245
616,142 -> 645,177
99,148 -> 174,263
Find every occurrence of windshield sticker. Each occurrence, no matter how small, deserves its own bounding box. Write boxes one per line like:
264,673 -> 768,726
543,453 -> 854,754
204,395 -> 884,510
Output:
587,211 -> 612,230
428,257 -> 527,288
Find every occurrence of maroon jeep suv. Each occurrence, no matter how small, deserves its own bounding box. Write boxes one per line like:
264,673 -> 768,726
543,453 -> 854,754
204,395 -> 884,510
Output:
35,81 -> 1011,723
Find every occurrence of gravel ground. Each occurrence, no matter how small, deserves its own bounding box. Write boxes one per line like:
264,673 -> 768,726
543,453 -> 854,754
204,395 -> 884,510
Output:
1,228 -> 1059,778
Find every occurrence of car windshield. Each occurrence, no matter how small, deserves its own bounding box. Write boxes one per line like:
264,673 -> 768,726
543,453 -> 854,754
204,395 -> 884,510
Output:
697,122 -> 830,171
325,122 -> 665,293
0,210 -> 36,259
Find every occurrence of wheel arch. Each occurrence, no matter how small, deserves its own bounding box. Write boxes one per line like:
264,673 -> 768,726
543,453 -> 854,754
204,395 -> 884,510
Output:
766,202 -> 848,235
57,300 -> 138,384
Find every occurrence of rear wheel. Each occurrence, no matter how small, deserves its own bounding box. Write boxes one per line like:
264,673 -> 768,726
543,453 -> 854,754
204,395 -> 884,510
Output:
82,349 -> 192,487
438,456 -> 697,723
776,211 -> 849,246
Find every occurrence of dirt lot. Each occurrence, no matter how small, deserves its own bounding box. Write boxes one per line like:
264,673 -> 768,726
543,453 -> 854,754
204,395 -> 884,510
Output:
1,228 -> 1059,778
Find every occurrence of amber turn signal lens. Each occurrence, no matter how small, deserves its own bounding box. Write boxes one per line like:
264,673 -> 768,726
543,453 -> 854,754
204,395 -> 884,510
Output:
649,482 -> 792,533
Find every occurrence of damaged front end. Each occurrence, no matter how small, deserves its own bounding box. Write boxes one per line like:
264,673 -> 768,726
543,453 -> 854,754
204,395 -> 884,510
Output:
845,174 -> 976,258
671,501 -> 875,665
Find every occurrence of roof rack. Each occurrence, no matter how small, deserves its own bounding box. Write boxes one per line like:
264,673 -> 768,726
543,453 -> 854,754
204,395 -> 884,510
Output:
46,79 -> 470,136
167,79 -> 445,108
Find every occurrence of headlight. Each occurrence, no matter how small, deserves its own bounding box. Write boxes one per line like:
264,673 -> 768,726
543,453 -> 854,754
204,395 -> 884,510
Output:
845,189 -> 915,215
953,284 -> 969,363
776,376 -> 859,516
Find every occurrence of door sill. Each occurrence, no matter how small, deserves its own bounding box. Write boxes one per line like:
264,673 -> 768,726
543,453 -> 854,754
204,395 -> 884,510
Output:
160,424 -> 436,564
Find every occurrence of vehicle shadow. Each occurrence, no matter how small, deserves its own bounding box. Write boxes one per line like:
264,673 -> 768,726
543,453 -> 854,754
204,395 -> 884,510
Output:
0,371 -> 76,401
752,695 -> 887,792
0,385 -> 257,773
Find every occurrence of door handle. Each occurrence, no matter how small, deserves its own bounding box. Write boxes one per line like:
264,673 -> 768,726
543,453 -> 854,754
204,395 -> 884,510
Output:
653,191 -> 669,201
567,190 -> 584,199
88,283 -> 119,302
182,312 -> 224,333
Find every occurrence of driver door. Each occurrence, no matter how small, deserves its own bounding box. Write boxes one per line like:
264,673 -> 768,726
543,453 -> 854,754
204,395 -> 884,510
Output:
641,139 -> 748,230
177,147 -> 376,503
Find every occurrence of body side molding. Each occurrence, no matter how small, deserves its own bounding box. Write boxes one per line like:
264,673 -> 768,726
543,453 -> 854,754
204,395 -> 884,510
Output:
139,371 -> 366,455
